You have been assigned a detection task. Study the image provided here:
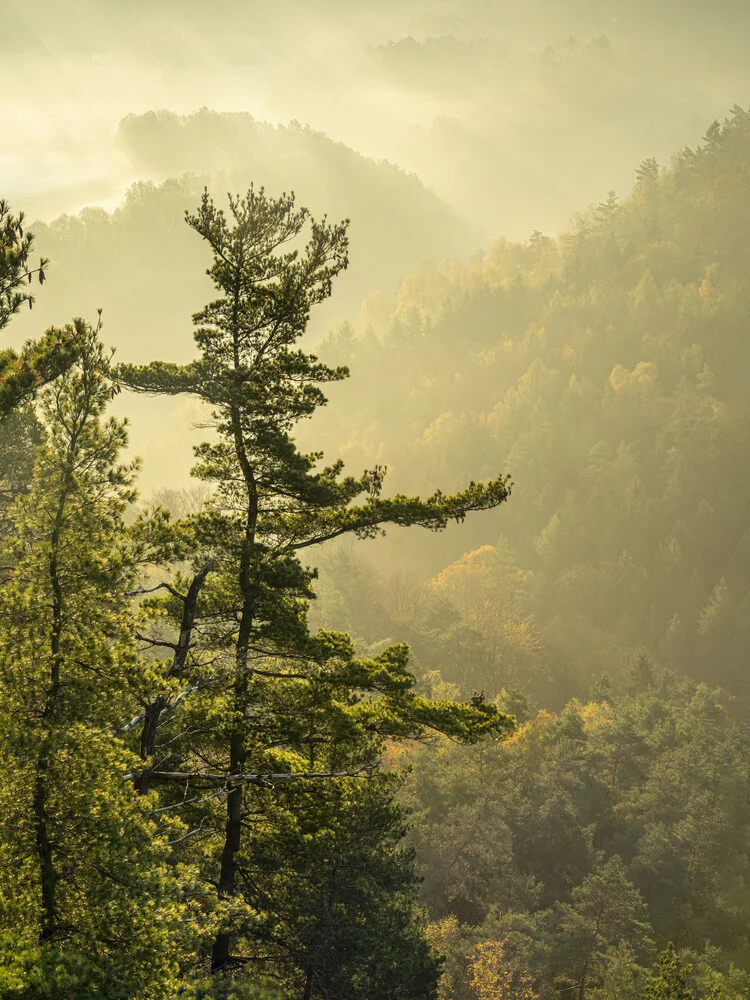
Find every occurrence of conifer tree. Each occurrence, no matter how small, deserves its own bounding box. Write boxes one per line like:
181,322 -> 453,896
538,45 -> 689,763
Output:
555,855 -> 651,999
0,323 -> 189,998
240,766 -> 441,999
643,945 -> 695,1000
0,199 -> 46,328
118,187 -> 514,981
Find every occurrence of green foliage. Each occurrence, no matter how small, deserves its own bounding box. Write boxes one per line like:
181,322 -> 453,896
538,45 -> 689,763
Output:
227,773 -> 439,999
0,325 -> 191,996
0,200 -> 81,417
408,679 -> 750,999
0,199 -> 46,327
643,945 -> 695,1000
553,857 -> 651,996
0,404 -> 41,540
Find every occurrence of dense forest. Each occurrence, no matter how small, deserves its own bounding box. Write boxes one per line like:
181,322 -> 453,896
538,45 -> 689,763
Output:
310,107 -> 750,711
0,187 -> 512,997
5,2 -> 750,996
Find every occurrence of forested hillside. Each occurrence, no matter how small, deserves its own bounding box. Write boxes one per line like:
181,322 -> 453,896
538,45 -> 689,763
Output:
309,106 -> 750,708
406,676 -> 750,999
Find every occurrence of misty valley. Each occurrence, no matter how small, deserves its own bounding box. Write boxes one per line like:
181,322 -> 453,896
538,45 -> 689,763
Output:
3,3 -> 750,999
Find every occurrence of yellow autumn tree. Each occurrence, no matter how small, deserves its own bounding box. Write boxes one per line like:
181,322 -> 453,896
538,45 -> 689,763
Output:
426,915 -> 468,999
428,541 -> 541,691
469,940 -> 537,1000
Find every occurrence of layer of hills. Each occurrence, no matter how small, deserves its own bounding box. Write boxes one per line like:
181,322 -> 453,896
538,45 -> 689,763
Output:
9,110 -> 476,365
4,109 -> 479,488
6,2 -> 750,239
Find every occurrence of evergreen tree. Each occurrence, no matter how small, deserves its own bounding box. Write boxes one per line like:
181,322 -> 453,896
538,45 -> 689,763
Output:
117,187 -> 513,984
0,199 -> 46,328
242,772 -> 440,999
0,324 -> 189,998
643,945 -> 695,1000
554,856 -> 651,999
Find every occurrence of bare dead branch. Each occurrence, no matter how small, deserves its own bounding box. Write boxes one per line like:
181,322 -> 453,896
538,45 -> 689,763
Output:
125,761 -> 381,787
165,816 -> 212,846
126,581 -> 187,600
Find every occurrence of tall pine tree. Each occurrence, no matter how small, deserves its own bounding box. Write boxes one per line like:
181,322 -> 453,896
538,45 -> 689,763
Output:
118,187 -> 514,984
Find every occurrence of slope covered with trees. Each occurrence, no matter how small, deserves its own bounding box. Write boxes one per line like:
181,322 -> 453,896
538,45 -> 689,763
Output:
403,673 -> 750,998
5,93 -> 750,998
310,105 -> 750,707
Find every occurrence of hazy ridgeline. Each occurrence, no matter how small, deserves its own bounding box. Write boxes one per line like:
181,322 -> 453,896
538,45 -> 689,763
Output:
4,2 -> 750,997
6,0 -> 750,234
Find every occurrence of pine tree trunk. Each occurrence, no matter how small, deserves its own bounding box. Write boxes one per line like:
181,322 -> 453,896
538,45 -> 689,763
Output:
34,510 -> 66,940
134,696 -> 167,796
32,757 -> 57,940
211,580 -> 253,969
303,969 -> 314,1000
211,558 -> 254,972
578,959 -> 588,1000
136,563 -> 211,796
211,724 -> 246,971
212,395 -> 256,970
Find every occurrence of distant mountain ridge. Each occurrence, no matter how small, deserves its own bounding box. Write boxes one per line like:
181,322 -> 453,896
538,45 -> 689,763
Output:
11,108 -> 480,364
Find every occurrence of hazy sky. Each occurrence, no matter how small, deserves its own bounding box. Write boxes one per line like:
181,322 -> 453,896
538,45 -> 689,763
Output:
5,1 -> 748,232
